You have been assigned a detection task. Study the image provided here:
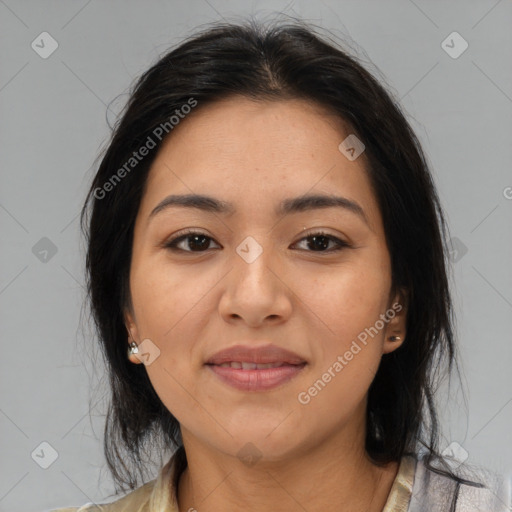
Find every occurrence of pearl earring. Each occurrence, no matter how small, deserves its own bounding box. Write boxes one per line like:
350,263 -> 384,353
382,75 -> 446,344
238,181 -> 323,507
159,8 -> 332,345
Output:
128,341 -> 139,357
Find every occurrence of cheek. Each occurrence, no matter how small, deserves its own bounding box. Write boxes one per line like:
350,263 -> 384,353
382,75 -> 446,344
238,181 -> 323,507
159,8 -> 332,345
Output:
130,254 -> 214,338
293,265 -> 389,398
295,275 -> 386,416
295,263 -> 390,345
129,260 -> 215,420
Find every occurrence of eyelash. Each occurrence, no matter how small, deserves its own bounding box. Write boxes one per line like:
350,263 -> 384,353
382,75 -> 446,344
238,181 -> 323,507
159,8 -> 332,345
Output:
163,229 -> 350,254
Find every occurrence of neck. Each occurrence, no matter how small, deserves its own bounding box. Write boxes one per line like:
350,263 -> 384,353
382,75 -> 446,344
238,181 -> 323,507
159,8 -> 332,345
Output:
176,426 -> 399,512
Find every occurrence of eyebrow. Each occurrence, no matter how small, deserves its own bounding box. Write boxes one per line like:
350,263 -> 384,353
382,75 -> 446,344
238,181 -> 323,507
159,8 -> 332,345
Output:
148,193 -> 369,226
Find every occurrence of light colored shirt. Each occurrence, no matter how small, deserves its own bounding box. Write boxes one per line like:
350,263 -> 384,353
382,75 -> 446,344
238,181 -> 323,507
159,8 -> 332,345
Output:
50,451 -> 510,512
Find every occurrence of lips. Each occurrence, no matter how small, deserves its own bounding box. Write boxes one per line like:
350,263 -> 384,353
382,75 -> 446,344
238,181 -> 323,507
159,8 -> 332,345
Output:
216,361 -> 288,370
205,344 -> 307,367
207,363 -> 306,391
205,344 -> 307,391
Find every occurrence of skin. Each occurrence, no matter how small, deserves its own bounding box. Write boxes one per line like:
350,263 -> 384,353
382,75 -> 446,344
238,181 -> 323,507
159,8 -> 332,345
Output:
124,96 -> 408,512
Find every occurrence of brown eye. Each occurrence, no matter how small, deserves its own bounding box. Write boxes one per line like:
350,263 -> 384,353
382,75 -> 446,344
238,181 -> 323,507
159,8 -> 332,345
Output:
293,231 -> 349,253
164,231 -> 221,252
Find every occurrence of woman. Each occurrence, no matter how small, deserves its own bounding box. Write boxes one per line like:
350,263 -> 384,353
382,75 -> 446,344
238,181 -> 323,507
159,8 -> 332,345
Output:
52,17 -> 510,512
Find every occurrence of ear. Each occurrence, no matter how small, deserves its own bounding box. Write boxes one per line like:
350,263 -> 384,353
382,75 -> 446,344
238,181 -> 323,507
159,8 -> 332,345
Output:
124,307 -> 143,365
382,287 -> 408,355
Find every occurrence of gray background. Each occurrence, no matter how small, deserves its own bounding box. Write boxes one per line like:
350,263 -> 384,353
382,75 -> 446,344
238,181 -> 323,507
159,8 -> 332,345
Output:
1,1 -> 511,511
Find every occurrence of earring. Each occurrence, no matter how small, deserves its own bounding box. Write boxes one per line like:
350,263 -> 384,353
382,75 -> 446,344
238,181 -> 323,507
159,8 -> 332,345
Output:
388,335 -> 401,342
128,340 -> 139,358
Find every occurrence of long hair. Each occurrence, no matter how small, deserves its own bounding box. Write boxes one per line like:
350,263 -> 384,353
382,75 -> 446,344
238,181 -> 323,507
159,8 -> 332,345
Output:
80,15 -> 480,494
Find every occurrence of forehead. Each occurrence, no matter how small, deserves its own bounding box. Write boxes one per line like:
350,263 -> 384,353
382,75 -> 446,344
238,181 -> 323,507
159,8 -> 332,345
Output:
139,96 -> 382,232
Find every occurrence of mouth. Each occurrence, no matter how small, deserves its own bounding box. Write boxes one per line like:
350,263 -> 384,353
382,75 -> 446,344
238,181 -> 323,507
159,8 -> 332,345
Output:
208,361 -> 304,370
205,343 -> 307,366
205,361 -> 307,391
204,343 -> 307,391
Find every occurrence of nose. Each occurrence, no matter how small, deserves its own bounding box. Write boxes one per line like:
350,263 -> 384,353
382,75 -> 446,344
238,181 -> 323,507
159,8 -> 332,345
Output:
218,237 -> 293,328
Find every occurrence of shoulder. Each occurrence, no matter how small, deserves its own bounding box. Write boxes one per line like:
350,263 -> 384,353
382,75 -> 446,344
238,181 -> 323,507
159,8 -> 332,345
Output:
408,453 -> 511,512
49,448 -> 183,512
49,478 -> 157,512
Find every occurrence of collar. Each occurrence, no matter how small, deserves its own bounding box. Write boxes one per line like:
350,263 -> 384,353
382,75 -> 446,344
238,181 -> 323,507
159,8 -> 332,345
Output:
147,452 -> 180,512
382,455 -> 416,511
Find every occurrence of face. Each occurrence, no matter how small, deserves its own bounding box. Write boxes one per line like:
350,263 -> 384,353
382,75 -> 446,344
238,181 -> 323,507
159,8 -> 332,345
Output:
124,96 -> 407,462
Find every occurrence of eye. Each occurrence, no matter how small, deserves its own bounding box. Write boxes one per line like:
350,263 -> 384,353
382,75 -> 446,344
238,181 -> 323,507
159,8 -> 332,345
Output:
292,230 -> 349,253
163,229 -> 221,252
163,229 -> 349,254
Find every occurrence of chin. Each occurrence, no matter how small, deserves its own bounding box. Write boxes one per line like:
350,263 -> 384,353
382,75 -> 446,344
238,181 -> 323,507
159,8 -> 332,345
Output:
216,425 -> 308,462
